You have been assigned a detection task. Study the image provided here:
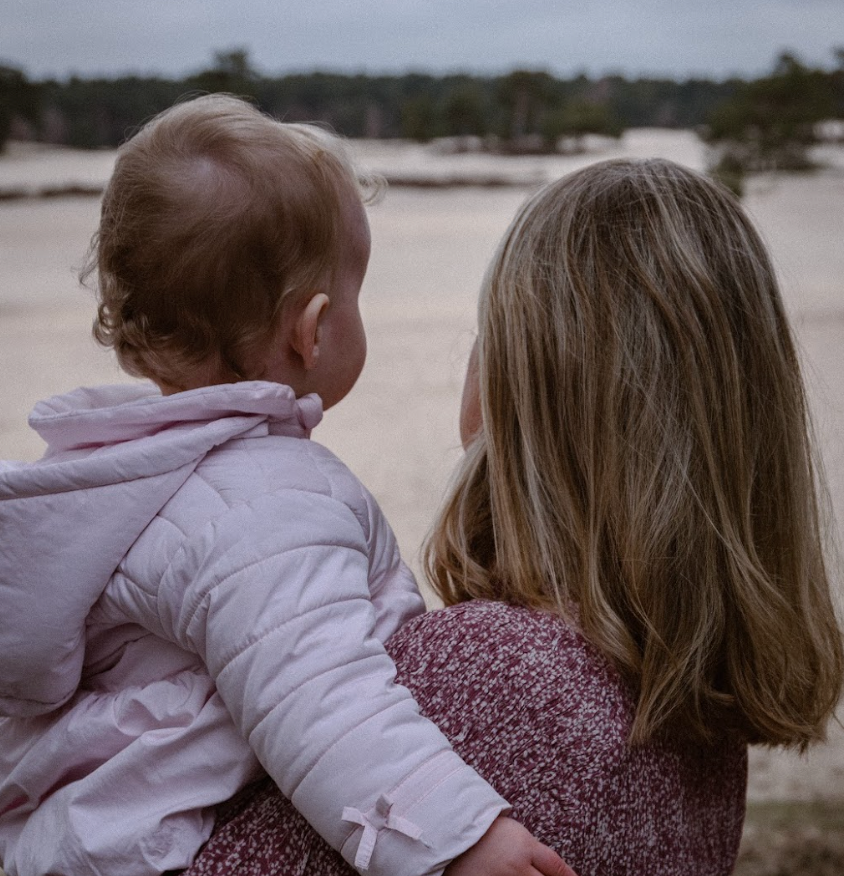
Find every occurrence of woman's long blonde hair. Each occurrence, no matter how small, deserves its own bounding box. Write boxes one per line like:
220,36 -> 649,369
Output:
425,158 -> 843,747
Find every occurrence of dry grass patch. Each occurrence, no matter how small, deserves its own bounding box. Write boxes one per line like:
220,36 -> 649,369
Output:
735,801 -> 844,876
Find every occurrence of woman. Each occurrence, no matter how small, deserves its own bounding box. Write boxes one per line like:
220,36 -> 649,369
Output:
185,158 -> 843,876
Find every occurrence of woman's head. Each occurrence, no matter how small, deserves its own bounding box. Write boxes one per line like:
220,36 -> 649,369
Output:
429,158 -> 842,747
86,93 -> 375,391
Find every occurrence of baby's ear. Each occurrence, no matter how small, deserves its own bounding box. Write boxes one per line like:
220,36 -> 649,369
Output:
291,292 -> 330,371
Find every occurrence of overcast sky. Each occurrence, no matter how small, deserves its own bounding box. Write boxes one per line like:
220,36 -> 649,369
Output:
2,0 -> 842,81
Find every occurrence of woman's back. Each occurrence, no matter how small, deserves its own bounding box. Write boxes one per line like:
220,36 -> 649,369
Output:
390,601 -> 746,875
187,600 -> 746,876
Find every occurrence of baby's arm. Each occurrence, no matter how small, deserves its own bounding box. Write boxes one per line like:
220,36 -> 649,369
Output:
354,477 -> 427,642
349,483 -> 576,876
159,488 -> 566,876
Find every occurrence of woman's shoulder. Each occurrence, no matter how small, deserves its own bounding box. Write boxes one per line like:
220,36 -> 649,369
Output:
389,599 -> 623,692
390,597 -> 580,644
387,599 -> 635,755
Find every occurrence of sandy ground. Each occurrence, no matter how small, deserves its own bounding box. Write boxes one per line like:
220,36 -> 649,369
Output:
1,130 -> 842,804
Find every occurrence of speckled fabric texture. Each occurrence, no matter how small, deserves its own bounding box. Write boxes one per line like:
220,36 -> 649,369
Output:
184,600 -> 747,876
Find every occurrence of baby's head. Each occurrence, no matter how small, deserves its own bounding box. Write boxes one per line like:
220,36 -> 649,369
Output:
87,93 -> 373,405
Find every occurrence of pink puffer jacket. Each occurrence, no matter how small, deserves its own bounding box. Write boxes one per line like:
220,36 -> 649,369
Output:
0,382 -> 507,876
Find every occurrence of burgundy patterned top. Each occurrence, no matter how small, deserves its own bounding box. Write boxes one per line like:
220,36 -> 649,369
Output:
184,600 -> 747,876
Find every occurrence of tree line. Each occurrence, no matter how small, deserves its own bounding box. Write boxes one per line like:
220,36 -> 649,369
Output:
2,48 -> 843,181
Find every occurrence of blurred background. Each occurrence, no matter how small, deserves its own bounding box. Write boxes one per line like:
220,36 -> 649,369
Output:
1,3 -> 843,872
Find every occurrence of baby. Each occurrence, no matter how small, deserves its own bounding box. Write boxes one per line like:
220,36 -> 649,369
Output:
0,96 -> 568,876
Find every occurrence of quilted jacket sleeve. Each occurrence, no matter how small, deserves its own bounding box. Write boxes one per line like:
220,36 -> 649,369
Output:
356,482 -> 428,642
156,488 -> 508,876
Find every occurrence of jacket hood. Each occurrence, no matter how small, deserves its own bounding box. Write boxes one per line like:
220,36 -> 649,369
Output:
0,381 -> 322,718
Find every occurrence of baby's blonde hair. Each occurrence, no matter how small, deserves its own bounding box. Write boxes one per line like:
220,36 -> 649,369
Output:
426,158 -> 843,748
85,93 -> 375,388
